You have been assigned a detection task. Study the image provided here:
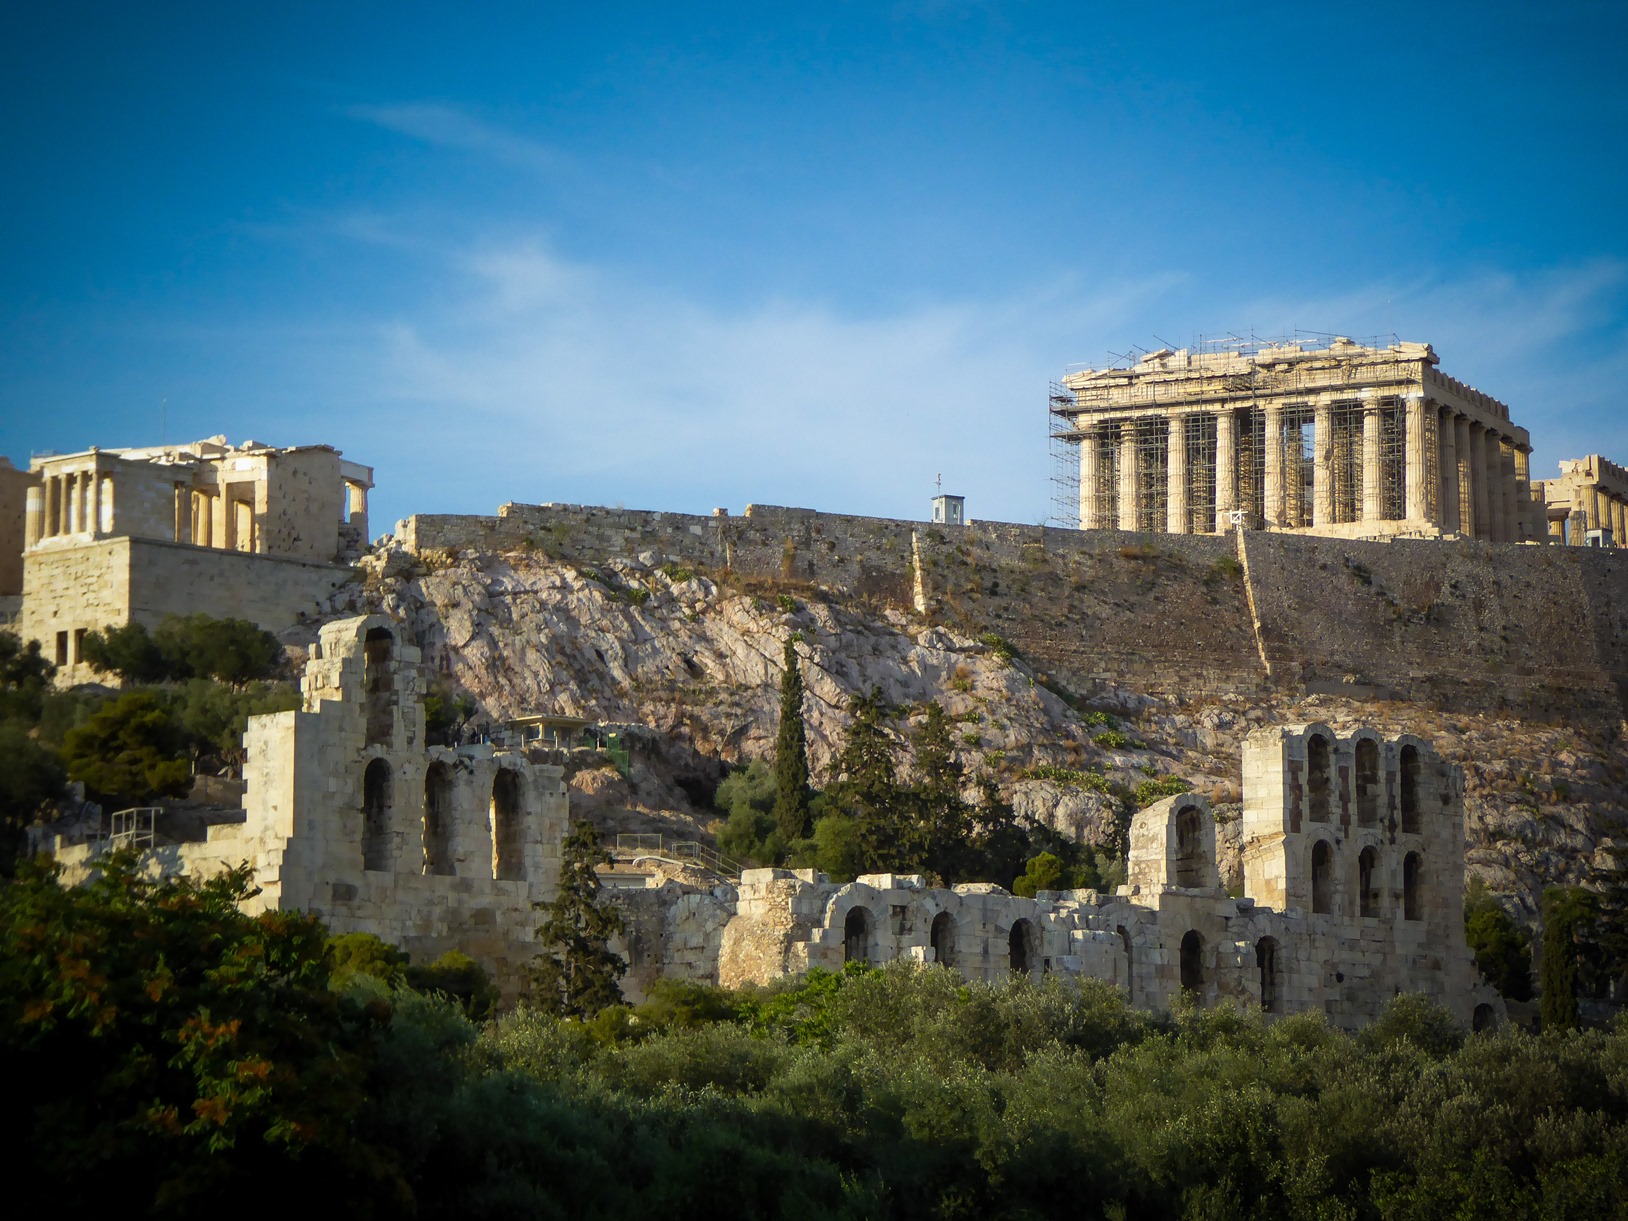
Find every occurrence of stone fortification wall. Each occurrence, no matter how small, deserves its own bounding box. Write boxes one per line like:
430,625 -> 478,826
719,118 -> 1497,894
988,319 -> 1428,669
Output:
402,501 -> 1628,721
1239,532 -> 1628,717
22,537 -> 353,683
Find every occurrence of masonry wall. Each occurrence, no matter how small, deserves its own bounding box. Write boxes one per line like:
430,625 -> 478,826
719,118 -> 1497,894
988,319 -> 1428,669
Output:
0,458 -> 38,596
261,448 -> 347,563
21,537 -> 353,682
402,501 -> 1628,722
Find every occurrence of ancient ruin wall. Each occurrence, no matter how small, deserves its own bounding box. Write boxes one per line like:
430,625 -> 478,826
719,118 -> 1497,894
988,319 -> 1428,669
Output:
403,502 -> 1628,724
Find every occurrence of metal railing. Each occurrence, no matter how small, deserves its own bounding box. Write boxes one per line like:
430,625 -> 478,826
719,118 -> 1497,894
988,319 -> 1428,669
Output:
85,807 -> 161,855
611,833 -> 740,880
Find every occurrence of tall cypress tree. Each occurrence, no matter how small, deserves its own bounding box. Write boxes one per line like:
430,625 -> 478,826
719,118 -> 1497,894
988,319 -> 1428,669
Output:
772,636 -> 812,842
1540,885 -> 1598,1032
911,701 -> 970,883
528,820 -> 626,1018
827,688 -> 915,869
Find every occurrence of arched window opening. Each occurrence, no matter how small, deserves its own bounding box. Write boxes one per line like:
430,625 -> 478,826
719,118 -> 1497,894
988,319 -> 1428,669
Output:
1400,745 -> 1421,834
363,627 -> 395,747
362,758 -> 392,872
1009,919 -> 1036,976
1355,739 -> 1380,827
1358,846 -> 1379,917
1118,925 -> 1134,1003
844,906 -> 874,964
490,769 -> 525,881
1174,805 -> 1203,887
1311,839 -> 1334,915
1473,1003 -> 1496,1032
1307,734 -> 1331,823
929,911 -> 956,969
1180,929 -> 1205,996
1256,937 -> 1280,1013
1403,852 -> 1422,921
424,762 -> 454,876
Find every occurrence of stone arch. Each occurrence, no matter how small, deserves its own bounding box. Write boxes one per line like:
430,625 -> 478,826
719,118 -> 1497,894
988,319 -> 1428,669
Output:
1400,744 -> 1421,834
1403,851 -> 1422,921
1009,918 -> 1037,976
844,906 -> 874,964
491,768 -> 525,881
1358,846 -> 1379,917
423,761 -> 454,876
1311,839 -> 1334,914
1174,804 -> 1203,887
1307,733 -> 1332,823
1355,737 -> 1380,827
1180,929 -> 1204,996
1473,1003 -> 1497,1032
362,757 -> 392,872
1256,936 -> 1280,1013
1118,925 -> 1134,1003
363,626 -> 395,748
929,910 -> 956,969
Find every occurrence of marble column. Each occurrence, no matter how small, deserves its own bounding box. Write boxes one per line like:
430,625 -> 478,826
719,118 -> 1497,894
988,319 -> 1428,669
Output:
24,485 -> 42,547
1167,415 -> 1189,534
1079,431 -> 1100,530
1405,396 -> 1430,523
1313,400 -> 1333,527
1215,410 -> 1238,532
1498,442 -> 1517,544
1263,403 -> 1284,529
1361,405 -> 1383,521
174,483 -> 192,544
1484,432 -> 1507,542
1454,416 -> 1474,537
88,470 -> 101,540
1469,427 -> 1490,540
1118,421 -> 1138,532
1438,409 -> 1461,535
1612,497 -> 1626,548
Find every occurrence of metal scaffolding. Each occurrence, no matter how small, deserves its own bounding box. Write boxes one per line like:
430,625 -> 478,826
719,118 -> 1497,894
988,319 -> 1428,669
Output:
1330,400 -> 1364,523
1381,403 -> 1408,521
1185,413 -> 1217,533
1048,381 -> 1082,527
1135,418 -> 1167,532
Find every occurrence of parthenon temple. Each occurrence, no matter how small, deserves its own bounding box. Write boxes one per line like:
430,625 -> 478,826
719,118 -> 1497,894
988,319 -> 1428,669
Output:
1050,337 -> 1547,543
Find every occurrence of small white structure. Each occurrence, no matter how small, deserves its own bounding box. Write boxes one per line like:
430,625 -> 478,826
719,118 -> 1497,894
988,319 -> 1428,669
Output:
931,494 -> 966,526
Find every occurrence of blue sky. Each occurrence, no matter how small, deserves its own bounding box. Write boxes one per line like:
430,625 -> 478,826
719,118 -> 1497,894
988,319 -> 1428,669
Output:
3,1 -> 1625,531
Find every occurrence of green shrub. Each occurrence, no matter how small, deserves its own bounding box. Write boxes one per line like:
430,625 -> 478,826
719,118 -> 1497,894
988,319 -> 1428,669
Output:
1133,774 -> 1191,807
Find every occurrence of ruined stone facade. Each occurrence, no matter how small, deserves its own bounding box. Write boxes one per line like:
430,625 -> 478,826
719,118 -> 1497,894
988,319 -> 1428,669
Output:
1051,338 -> 1545,544
18,437 -> 372,681
704,723 -> 1500,1030
42,609 -> 1498,1025
51,615 -> 569,992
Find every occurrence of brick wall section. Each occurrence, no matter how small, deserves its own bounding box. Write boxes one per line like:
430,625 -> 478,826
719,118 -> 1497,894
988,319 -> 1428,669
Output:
401,503 -> 1628,723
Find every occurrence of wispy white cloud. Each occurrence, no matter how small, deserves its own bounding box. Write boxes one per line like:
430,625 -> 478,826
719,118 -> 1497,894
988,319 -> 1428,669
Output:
349,233 -> 1186,526
345,103 -> 567,175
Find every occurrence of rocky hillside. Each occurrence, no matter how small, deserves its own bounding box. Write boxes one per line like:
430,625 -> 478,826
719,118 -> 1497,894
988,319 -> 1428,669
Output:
309,536 -> 1628,920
